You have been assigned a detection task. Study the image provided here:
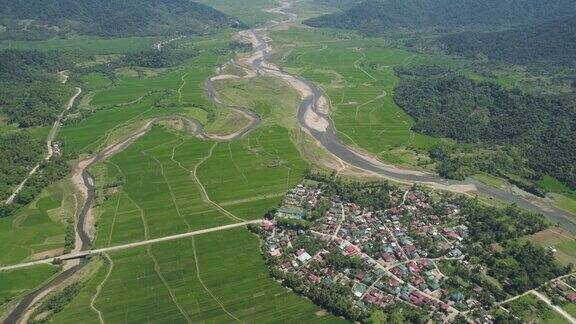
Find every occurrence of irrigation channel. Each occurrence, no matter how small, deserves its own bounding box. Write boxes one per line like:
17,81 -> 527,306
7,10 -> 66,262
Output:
4,0 -> 576,322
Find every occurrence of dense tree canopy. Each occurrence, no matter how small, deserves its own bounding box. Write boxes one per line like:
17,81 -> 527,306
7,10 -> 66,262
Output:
394,65 -> 576,190
459,200 -> 548,244
484,241 -> 568,295
305,0 -> 576,36
120,47 -> 196,69
306,172 -> 394,210
0,50 -> 75,127
441,16 -> 576,67
0,132 -> 44,203
0,0 -> 243,40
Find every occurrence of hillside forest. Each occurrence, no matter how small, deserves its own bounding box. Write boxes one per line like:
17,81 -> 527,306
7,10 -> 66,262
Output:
394,65 -> 576,195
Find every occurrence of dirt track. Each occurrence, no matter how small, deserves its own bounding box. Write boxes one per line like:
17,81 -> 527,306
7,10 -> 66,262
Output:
4,79 -> 81,206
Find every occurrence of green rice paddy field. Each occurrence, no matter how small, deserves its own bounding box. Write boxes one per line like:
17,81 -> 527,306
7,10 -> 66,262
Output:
0,265 -> 59,310
93,122 -> 307,248
57,33 -> 241,155
53,228 -> 344,323
270,28 -> 462,166
0,180 -> 73,265
195,0 -> 278,26
0,36 -> 160,54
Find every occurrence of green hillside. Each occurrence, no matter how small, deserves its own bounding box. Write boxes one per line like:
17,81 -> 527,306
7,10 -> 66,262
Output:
304,0 -> 576,35
0,0 -> 244,40
394,65 -> 576,191
440,16 -> 576,67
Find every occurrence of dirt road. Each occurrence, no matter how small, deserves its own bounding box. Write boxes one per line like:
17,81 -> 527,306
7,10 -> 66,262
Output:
0,221 -> 260,272
4,77 -> 81,205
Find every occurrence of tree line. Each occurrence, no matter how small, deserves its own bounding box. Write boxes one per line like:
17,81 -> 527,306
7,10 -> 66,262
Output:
0,132 -> 44,204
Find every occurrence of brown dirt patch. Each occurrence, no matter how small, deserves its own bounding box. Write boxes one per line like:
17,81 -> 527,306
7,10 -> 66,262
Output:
531,228 -> 575,243
30,248 -> 64,261
315,310 -> 328,317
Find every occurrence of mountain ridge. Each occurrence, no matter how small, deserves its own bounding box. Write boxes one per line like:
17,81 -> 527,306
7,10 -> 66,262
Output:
0,0 -> 244,40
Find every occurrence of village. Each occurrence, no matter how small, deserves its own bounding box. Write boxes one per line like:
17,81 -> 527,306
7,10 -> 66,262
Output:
254,180 -> 576,323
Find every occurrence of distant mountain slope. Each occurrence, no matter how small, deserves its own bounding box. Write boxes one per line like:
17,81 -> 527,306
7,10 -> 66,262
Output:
304,0 -> 576,34
440,16 -> 576,67
313,0 -> 363,11
0,0 -> 243,40
0,50 -> 74,127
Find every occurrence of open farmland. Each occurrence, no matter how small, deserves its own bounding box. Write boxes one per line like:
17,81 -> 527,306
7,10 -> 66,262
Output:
195,0 -> 278,26
271,28 -> 459,167
59,94 -> 164,154
196,125 -> 309,219
0,180 -> 72,265
90,34 -> 232,107
93,118 -> 310,247
213,75 -> 301,127
0,265 -> 59,309
195,76 -> 308,218
55,228 -> 343,323
563,303 -> 576,318
0,36 -> 160,54
47,258 -> 110,323
57,33 -> 252,155
273,29 -> 446,164
529,228 -> 576,267
93,127 -> 236,248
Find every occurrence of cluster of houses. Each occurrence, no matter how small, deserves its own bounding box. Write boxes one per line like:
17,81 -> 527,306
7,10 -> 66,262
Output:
542,275 -> 576,305
257,183 -> 493,321
275,182 -> 321,220
51,141 -> 62,157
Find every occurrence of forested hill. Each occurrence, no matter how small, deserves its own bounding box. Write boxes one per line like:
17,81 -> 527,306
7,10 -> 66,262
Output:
0,0 -> 243,40
313,0 -> 363,11
394,65 -> 576,192
440,16 -> 576,67
304,0 -> 576,35
0,50 -> 74,128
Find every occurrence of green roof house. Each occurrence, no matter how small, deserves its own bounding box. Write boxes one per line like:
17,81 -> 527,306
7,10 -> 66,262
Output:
276,207 -> 306,220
